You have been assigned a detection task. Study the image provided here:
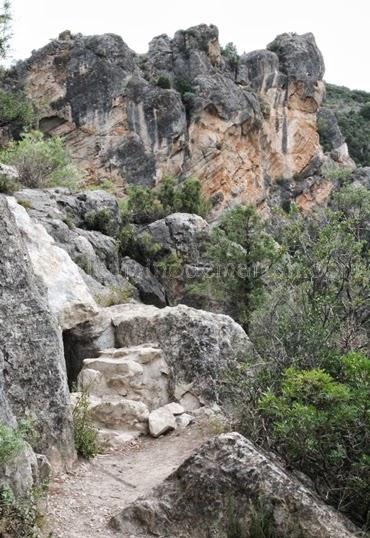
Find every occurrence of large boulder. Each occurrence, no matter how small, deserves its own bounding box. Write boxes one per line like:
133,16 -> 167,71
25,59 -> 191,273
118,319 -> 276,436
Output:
111,433 -> 360,537
135,212 -> 210,305
0,196 -> 75,471
7,196 -> 98,329
13,188 -> 135,305
64,303 -> 252,405
121,257 -> 167,307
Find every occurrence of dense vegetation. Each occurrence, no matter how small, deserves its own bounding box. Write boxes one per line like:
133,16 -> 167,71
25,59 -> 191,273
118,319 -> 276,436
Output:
0,130 -> 81,192
194,182 -> 370,529
120,176 -> 210,225
119,176 -> 210,264
323,83 -> 370,166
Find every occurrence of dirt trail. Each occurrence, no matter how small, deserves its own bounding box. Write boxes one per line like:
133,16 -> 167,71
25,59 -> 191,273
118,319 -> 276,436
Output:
42,426 -> 210,538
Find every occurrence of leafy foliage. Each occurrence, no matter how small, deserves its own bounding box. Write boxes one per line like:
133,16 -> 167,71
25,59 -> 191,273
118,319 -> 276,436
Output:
118,225 -> 161,265
0,421 -> 29,466
0,170 -> 17,193
0,483 -> 47,538
324,83 -> 370,166
72,390 -> 100,459
0,89 -> 35,132
189,205 -> 281,332
0,130 -> 81,189
251,185 -> 370,370
84,208 -> 117,236
221,42 -> 240,71
222,184 -> 370,528
259,356 -> 370,527
0,0 -> 11,60
121,176 -> 210,225
156,75 -> 171,89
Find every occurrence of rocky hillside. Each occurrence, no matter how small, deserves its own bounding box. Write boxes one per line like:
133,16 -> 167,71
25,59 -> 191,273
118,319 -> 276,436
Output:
5,26 -> 353,214
0,23 -> 369,538
319,83 -> 370,167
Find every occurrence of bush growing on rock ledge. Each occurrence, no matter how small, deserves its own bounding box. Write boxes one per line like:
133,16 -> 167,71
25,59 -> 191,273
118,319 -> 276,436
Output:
121,176 -> 211,225
72,389 -> 100,459
0,130 -> 81,189
0,89 -> 35,134
0,483 -> 47,538
0,421 -> 29,466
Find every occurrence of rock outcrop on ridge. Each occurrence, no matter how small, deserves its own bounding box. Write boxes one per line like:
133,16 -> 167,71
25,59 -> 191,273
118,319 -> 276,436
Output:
111,432 -> 360,538
8,26 -> 352,214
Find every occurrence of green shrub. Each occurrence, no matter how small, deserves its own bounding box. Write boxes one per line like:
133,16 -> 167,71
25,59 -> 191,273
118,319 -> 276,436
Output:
0,484 -> 47,538
0,422 -> 27,466
188,205 -> 281,332
73,254 -> 93,275
119,224 -> 162,266
156,75 -> 171,89
72,389 -> 100,459
258,356 -> 370,527
221,42 -> 239,70
175,177 -> 211,217
0,171 -> 18,193
16,198 -> 33,210
84,208 -> 117,236
324,83 -> 370,166
154,251 -> 183,279
322,162 -> 352,184
121,185 -> 164,224
121,177 -> 210,226
0,1 -> 12,60
94,286 -> 132,307
175,78 -> 194,96
0,130 -> 81,189
0,89 -> 35,132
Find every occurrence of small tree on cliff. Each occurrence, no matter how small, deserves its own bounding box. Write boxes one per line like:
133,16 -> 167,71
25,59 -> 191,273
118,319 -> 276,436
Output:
189,205 -> 281,333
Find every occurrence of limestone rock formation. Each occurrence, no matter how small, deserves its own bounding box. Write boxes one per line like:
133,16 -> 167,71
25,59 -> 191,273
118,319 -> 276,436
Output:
111,432 -> 360,537
13,188 -> 136,304
65,303 -> 253,405
127,212 -> 210,305
10,26 -> 335,213
121,257 -> 167,307
318,107 -> 355,166
7,196 -> 98,329
76,343 -> 195,445
0,196 -> 75,472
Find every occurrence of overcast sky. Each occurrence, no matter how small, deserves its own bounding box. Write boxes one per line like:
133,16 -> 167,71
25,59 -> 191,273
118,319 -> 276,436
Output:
8,0 -> 370,91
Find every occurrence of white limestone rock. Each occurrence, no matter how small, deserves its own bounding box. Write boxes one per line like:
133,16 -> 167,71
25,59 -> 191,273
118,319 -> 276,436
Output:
149,407 -> 177,438
6,196 -> 98,329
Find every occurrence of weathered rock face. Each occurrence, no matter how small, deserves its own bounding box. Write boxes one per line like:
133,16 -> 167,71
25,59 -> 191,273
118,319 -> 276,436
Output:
129,212 -> 210,305
12,27 -> 331,213
13,188 -> 136,305
318,107 -> 354,166
111,432 -> 360,537
0,196 -> 75,471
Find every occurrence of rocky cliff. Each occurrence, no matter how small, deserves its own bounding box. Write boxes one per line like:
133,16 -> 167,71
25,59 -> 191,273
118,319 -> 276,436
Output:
0,195 -> 75,493
9,26 -> 352,213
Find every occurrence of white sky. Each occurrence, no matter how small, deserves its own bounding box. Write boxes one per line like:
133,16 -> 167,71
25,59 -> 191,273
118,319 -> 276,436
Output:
7,0 -> 370,91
